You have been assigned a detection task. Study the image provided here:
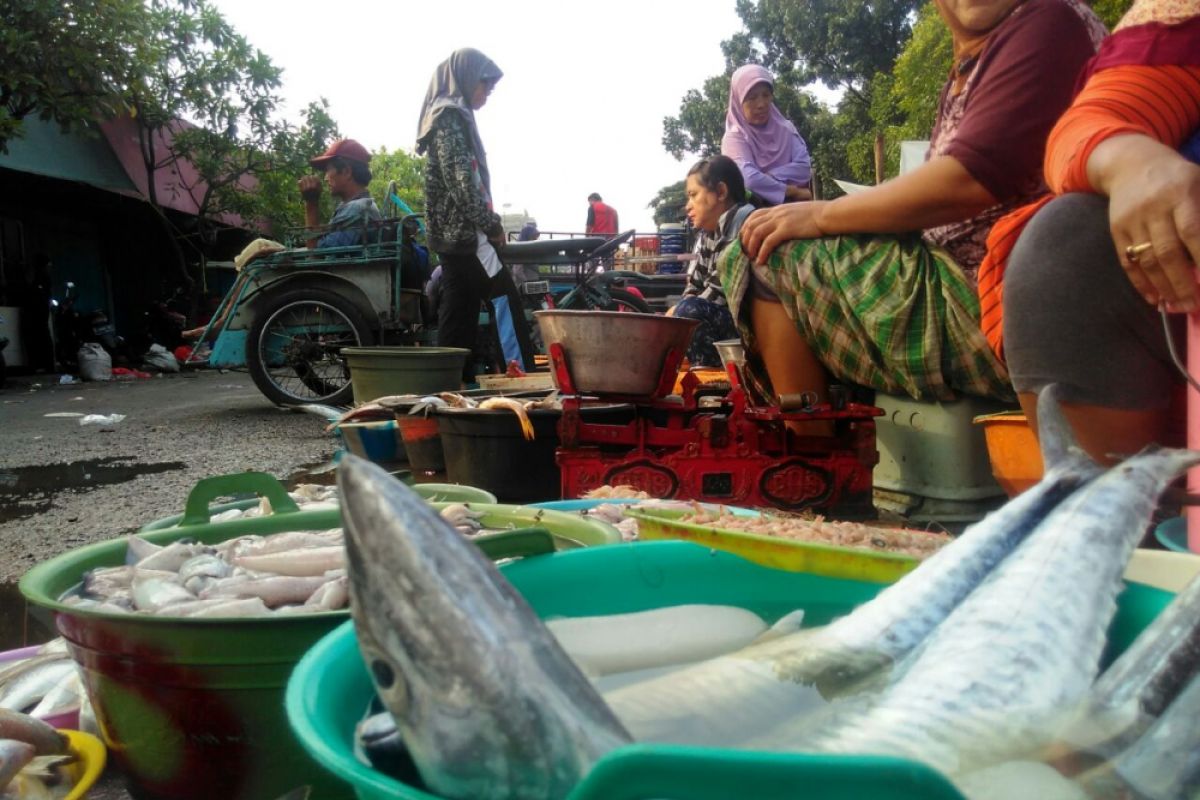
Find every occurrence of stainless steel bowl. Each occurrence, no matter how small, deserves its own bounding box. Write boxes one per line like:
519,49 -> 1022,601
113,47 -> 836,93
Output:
535,310 -> 699,397
714,339 -> 745,369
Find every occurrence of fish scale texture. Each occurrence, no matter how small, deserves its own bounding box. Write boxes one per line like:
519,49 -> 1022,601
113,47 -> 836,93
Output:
811,448 -> 1200,776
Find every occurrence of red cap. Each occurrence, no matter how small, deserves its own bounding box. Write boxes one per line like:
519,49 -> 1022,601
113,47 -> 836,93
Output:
309,138 -> 371,169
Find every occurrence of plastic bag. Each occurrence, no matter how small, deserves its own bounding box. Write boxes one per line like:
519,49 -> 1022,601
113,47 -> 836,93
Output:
142,344 -> 180,373
79,414 -> 126,429
77,343 -> 111,382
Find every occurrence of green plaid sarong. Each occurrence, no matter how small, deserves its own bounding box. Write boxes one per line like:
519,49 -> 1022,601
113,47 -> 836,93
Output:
719,233 -> 1013,402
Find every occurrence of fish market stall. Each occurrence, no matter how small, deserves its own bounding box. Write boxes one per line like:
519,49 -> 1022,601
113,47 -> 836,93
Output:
281,427 -> 1200,800
15,471 -> 619,799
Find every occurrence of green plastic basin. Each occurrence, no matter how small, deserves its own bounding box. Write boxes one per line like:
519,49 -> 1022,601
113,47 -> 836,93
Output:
342,346 -> 468,405
286,540 -> 1174,800
138,481 -> 499,532
19,473 -> 617,800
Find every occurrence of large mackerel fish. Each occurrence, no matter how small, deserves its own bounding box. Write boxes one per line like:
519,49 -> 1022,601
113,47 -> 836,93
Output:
338,456 -> 630,800
604,387 -> 1102,746
808,444 -> 1200,777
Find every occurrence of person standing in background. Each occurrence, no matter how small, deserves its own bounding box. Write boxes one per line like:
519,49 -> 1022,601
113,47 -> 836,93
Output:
585,193 -> 619,235
721,64 -> 813,206
417,47 -> 535,384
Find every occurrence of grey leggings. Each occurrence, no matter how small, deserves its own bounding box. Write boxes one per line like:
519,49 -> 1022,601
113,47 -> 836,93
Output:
1003,193 -> 1182,410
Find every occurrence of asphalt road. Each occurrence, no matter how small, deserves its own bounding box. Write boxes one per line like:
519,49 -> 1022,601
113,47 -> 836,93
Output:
0,367 -> 338,799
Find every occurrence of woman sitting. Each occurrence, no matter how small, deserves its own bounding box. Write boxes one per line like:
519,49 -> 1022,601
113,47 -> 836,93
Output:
721,64 -> 813,206
668,155 -> 755,367
989,0 -> 1200,464
719,0 -> 1106,423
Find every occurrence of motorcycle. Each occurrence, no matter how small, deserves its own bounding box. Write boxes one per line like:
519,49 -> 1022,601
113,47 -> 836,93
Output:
50,282 -> 126,371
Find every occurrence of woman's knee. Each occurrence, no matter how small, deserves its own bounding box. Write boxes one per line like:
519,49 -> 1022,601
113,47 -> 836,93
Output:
1006,194 -> 1117,299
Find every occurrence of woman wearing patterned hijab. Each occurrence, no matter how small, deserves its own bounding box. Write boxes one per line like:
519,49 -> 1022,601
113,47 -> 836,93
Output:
417,47 -> 535,384
721,64 -> 813,206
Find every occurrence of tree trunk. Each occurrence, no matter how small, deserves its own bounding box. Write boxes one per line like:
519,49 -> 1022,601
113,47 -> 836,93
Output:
874,133 -> 885,185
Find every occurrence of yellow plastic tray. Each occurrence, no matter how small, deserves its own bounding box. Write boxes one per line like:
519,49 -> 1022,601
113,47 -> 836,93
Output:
627,509 -> 925,583
62,729 -> 106,800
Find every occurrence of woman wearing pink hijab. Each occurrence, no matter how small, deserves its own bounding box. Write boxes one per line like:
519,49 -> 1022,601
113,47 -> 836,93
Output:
721,64 -> 813,206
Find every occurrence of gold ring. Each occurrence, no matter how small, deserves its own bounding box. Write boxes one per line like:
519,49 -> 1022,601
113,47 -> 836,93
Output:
1125,241 -> 1154,262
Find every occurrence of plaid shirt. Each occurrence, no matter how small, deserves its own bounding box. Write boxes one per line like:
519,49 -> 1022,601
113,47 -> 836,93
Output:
684,203 -> 754,306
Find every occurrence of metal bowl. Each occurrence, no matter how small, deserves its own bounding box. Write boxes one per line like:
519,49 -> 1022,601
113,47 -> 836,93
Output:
714,339 -> 745,369
535,310 -> 699,397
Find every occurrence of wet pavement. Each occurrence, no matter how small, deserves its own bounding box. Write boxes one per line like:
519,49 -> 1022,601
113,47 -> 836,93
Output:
0,368 -> 340,800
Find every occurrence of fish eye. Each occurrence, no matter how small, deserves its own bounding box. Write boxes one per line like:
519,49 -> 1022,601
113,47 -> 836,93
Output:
372,659 -> 396,689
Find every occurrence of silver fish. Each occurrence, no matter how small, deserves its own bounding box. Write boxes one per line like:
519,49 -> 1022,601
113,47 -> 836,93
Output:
1076,671 -> 1200,800
1058,568 -> 1200,761
0,662 -> 76,715
0,739 -> 35,790
338,455 -> 630,800
200,574 -> 329,608
604,386 -> 1102,746
809,444 -> 1200,776
0,711 -> 67,756
232,545 -> 345,577
134,541 -> 215,572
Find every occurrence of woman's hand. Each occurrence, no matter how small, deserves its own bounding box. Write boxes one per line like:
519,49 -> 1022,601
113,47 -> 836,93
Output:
740,201 -> 829,264
784,185 -> 813,202
1090,135 -> 1200,313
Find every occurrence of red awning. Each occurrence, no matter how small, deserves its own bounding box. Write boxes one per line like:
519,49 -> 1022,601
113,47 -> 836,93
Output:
99,115 -> 255,228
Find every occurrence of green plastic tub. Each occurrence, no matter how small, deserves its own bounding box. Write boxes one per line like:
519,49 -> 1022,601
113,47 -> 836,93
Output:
286,540 -> 1174,800
342,346 -> 469,405
138,478 -> 498,532
19,474 -> 618,800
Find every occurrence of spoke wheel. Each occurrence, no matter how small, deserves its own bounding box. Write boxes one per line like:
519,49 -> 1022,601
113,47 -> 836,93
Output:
246,288 -> 374,406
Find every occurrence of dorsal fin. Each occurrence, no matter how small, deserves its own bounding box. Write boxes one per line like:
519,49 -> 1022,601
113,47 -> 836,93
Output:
1036,383 -> 1085,471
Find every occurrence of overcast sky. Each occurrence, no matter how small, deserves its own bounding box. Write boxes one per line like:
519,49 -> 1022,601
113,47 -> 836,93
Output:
208,0 -> 751,234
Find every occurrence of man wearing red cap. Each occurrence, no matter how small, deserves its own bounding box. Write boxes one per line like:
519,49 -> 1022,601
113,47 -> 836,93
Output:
298,138 -> 382,248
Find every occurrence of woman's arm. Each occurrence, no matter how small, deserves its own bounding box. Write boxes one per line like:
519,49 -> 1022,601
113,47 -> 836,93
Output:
432,114 -> 502,236
740,154 -> 996,264
770,136 -> 813,191
1045,64 -> 1200,311
723,131 -> 788,206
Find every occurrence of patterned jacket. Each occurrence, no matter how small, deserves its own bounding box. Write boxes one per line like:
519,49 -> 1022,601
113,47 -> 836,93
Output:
423,111 -> 502,255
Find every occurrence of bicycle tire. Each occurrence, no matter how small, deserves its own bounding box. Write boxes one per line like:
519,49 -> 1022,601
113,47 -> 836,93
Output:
599,287 -> 651,313
246,287 -> 375,406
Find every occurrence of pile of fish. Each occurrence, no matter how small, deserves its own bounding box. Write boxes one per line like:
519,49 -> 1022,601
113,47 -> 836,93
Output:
0,642 -> 80,726
327,391 -> 564,442
337,384 -> 1200,800
61,489 -> 551,618
0,710 -> 78,798
62,528 -> 349,617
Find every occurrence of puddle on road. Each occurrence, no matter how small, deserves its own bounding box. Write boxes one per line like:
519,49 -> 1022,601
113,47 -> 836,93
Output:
0,457 -> 187,525
0,457 -> 188,650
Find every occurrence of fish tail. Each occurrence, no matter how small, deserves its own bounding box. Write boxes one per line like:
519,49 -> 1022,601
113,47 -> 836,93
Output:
1036,383 -> 1089,472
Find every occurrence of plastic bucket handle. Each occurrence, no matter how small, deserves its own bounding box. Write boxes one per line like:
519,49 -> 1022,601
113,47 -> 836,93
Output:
473,528 -> 557,560
181,472 -> 301,527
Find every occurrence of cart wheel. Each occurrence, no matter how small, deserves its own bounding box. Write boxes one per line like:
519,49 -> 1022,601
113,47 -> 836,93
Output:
600,288 -> 651,313
246,288 -> 375,406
